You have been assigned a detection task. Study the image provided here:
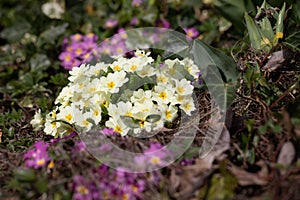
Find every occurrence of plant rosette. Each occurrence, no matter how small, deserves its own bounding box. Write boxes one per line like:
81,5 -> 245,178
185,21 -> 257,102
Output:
31,49 -> 201,138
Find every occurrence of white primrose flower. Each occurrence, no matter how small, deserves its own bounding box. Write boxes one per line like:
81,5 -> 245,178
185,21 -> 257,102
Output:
117,101 -> 134,117
87,62 -> 109,76
74,111 -> 94,132
68,64 -> 89,83
131,100 -> 154,114
181,58 -> 200,80
99,71 -> 128,93
123,57 -> 143,72
136,65 -> 156,77
152,83 -> 176,105
110,59 -> 124,72
41,2 -> 64,19
90,93 -> 110,108
159,104 -> 178,122
82,78 -> 102,98
55,85 -> 74,105
30,109 -> 44,131
156,72 -> 169,84
180,99 -> 196,116
44,120 -> 61,137
107,103 -> 120,119
56,106 -> 74,124
131,89 -> 152,104
105,117 -> 129,136
174,79 -> 194,96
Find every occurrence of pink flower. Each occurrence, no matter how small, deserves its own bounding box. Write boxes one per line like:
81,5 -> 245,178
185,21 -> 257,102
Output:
184,27 -> 199,39
130,17 -> 139,25
132,0 -> 143,6
24,141 -> 51,169
156,19 -> 170,28
105,19 -> 118,28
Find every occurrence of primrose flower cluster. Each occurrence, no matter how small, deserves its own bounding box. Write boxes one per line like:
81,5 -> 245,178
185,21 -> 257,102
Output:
33,50 -> 201,137
24,141 -> 52,169
72,164 -> 146,200
59,33 -> 99,70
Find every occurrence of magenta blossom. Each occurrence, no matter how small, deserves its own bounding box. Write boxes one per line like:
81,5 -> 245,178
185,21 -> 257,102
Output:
59,33 -> 99,70
24,141 -> 51,169
105,19 -> 118,28
134,142 -> 168,166
184,27 -> 199,39
156,19 -> 170,28
132,0 -> 143,6
130,17 -> 139,25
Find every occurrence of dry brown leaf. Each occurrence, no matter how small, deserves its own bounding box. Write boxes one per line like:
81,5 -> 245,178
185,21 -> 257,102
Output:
228,161 -> 268,186
169,126 -> 230,199
262,50 -> 293,72
277,141 -> 295,167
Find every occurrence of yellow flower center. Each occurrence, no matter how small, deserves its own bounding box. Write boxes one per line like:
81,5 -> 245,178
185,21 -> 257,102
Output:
177,86 -> 185,94
132,185 -> 138,193
94,110 -> 99,116
89,87 -> 96,92
166,110 -> 172,119
107,81 -> 115,89
150,156 -> 161,165
125,111 -> 133,117
65,114 -> 73,122
77,186 -> 89,195
82,120 -> 90,127
130,65 -> 137,70
65,55 -> 71,62
183,102 -> 191,111
139,120 -> 145,127
114,125 -> 122,133
76,48 -> 82,55
113,65 -> 121,71
51,122 -> 57,128
159,92 -> 167,100
36,158 -> 45,166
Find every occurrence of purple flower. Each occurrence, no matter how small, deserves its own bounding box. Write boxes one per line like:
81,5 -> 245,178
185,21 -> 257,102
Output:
73,141 -> 86,152
59,51 -> 74,64
84,33 -> 98,42
71,33 -> 83,42
184,27 -> 199,39
24,141 -> 51,169
130,17 -> 139,25
72,175 -> 95,200
59,33 -> 100,70
134,142 -> 168,166
155,19 -> 170,28
105,19 -> 118,28
132,0 -> 143,6
180,158 -> 195,166
101,128 -> 116,135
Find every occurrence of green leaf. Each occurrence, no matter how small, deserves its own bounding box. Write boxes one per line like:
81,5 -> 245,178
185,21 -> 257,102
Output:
145,114 -> 161,123
40,23 -> 69,45
192,40 -> 239,109
260,17 -> 274,42
14,168 -> 36,182
245,12 -> 263,50
273,2 -> 286,45
30,54 -> 51,71
207,172 -> 237,200
120,116 -> 140,128
162,30 -> 192,60
0,22 -> 31,43
214,0 -> 257,34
